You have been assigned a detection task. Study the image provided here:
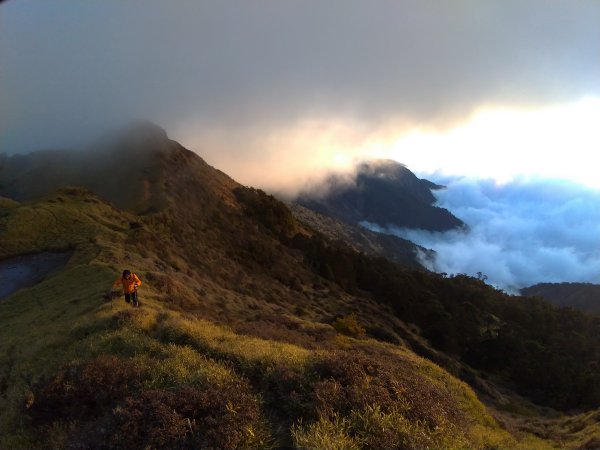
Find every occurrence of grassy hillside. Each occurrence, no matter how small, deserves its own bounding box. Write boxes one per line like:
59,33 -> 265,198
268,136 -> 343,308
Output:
0,191 -> 546,449
2,135 -> 600,448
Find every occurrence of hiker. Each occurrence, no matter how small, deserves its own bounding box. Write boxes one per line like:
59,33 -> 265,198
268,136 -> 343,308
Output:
112,270 -> 142,307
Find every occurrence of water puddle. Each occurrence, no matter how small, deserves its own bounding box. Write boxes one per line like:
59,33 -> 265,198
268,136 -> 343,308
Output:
0,251 -> 73,299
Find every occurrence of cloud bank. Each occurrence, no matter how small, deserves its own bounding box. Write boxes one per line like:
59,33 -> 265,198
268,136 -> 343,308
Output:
367,177 -> 600,291
2,1 -> 599,162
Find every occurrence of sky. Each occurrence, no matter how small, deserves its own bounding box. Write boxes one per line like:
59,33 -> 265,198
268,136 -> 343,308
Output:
2,1 -> 599,287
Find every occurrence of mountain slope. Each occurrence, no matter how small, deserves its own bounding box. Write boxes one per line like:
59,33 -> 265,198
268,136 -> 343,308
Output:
0,122 -> 237,214
289,203 -> 431,268
521,282 -> 600,314
0,190 -> 524,449
1,127 -> 599,448
295,159 -> 464,231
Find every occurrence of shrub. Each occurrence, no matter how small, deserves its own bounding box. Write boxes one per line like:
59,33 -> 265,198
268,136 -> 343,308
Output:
28,355 -> 270,450
332,314 -> 366,338
258,363 -> 316,420
28,355 -> 145,424
312,351 -> 399,419
69,390 -> 189,450
67,381 -> 267,450
233,187 -> 298,237
293,348 -> 472,449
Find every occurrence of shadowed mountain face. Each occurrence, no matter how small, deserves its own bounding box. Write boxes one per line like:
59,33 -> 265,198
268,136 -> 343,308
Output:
522,283 -> 600,314
289,203 -> 431,268
295,160 -> 464,232
0,122 -> 238,214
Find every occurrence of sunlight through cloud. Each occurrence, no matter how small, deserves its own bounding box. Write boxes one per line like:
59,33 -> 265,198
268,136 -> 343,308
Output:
384,97 -> 600,188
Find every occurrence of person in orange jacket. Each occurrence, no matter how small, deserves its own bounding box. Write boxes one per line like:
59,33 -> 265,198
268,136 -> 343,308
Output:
112,269 -> 142,307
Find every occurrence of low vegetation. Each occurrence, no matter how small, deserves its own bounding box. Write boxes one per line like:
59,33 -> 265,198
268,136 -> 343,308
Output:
1,145 -> 599,448
286,230 -> 600,411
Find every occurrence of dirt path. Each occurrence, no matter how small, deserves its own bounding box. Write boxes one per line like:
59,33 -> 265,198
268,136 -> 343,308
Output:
0,251 -> 73,299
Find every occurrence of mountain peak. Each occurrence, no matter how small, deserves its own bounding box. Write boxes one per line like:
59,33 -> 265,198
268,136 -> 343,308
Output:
120,120 -> 168,141
357,159 -> 408,176
296,159 -> 463,232
0,126 -> 236,214
105,121 -> 170,155
357,159 -> 444,190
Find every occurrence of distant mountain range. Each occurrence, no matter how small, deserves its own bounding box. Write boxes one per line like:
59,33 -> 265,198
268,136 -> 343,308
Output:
521,282 -> 600,314
295,159 -> 464,232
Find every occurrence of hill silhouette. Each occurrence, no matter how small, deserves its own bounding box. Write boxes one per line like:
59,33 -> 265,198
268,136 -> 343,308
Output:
1,124 -> 599,448
295,159 -> 464,232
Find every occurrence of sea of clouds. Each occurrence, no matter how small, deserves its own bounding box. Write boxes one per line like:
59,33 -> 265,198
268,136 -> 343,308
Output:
364,177 -> 600,292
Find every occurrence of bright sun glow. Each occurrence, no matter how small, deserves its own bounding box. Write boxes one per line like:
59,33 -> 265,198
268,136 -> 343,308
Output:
178,97 -> 600,194
376,97 -> 600,188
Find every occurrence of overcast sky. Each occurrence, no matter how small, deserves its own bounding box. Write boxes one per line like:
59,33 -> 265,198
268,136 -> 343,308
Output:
2,0 -> 600,190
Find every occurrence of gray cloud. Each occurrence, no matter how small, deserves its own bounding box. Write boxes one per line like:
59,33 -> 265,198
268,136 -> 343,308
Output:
1,0 -> 599,155
369,177 -> 600,291
2,1 -> 598,289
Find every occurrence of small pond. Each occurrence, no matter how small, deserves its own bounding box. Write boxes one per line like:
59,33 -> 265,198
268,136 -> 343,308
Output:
0,251 -> 73,299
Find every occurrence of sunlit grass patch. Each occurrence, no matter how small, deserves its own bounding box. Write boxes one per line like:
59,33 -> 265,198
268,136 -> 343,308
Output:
292,405 -> 469,450
332,313 -> 366,338
141,344 -> 236,390
386,346 -> 498,428
292,415 -> 362,450
153,314 -> 312,369
467,423 -> 559,450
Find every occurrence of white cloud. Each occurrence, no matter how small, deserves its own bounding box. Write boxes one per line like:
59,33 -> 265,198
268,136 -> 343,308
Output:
367,177 -> 600,291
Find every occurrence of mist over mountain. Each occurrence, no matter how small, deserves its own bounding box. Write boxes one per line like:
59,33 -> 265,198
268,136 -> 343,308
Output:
0,122 -> 176,213
372,176 -> 600,291
295,160 -> 464,232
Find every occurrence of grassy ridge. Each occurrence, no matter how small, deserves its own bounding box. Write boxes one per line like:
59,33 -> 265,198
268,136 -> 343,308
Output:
1,295 -> 541,449
0,190 -> 567,448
